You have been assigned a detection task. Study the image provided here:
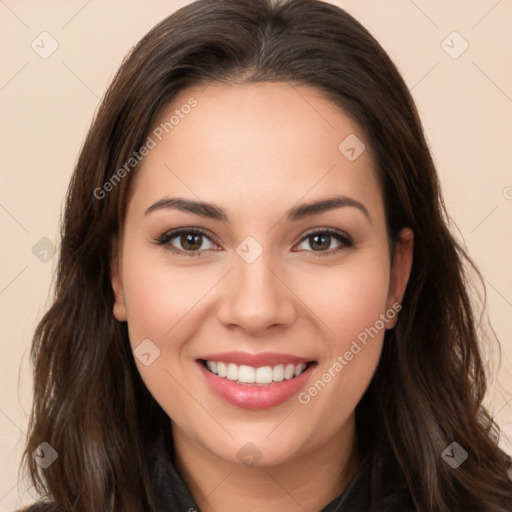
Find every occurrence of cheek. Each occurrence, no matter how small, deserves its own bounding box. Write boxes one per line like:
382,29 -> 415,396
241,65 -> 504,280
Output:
119,246 -> 221,415
294,253 -> 390,348
120,247 -> 205,418
293,253 -> 390,425
121,251 -> 214,345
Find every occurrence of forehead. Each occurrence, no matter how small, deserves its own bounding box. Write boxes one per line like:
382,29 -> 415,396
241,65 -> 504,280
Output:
127,82 -> 383,225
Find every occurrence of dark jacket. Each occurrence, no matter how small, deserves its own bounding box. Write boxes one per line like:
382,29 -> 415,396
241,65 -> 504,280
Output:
20,429 -> 416,511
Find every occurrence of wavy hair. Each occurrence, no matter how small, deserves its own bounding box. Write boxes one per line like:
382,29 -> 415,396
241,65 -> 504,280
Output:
21,0 -> 512,510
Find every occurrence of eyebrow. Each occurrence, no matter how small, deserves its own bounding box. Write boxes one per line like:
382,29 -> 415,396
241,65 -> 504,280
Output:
144,194 -> 371,224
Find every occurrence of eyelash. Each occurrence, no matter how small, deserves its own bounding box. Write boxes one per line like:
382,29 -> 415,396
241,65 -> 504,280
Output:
153,227 -> 353,258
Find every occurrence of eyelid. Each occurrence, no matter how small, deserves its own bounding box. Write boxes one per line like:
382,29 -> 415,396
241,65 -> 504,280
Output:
298,226 -> 351,242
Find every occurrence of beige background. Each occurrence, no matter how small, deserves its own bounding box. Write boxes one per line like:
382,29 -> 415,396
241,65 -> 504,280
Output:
1,0 -> 511,509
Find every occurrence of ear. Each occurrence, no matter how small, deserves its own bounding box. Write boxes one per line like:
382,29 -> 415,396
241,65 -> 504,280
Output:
110,237 -> 127,322
385,227 -> 413,329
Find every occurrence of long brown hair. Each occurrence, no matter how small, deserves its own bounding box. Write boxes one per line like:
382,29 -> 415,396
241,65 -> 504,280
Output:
21,0 -> 512,510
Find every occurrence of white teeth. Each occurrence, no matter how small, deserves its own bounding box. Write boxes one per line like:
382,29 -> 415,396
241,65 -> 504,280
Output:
204,360 -> 310,384
226,363 -> 238,381
255,366 -> 273,384
272,364 -> 284,382
238,365 -> 256,383
284,364 -> 295,380
294,363 -> 306,376
217,362 -> 227,377
206,361 -> 217,374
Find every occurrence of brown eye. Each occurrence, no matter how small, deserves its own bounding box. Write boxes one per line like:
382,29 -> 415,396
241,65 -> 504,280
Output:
307,233 -> 332,251
155,228 -> 218,256
179,232 -> 204,251
295,229 -> 353,255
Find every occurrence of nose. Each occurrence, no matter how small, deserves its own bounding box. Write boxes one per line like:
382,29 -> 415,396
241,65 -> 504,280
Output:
217,250 -> 298,336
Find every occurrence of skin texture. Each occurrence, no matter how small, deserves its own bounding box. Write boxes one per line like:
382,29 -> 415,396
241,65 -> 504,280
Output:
110,82 -> 413,512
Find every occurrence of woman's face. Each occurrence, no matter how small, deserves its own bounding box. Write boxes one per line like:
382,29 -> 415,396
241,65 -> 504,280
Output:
111,82 -> 413,466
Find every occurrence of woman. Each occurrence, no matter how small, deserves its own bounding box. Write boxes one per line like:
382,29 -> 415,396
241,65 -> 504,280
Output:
19,0 -> 512,511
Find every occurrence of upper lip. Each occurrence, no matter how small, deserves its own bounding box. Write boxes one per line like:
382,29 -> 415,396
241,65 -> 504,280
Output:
198,351 -> 314,367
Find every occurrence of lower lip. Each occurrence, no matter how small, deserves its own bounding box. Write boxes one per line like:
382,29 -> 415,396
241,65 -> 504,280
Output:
198,362 -> 316,409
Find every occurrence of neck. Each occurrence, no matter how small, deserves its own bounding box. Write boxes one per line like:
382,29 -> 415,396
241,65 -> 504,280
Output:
171,415 -> 360,512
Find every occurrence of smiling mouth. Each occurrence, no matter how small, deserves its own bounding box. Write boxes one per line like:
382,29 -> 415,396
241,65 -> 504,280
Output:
199,359 -> 316,386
